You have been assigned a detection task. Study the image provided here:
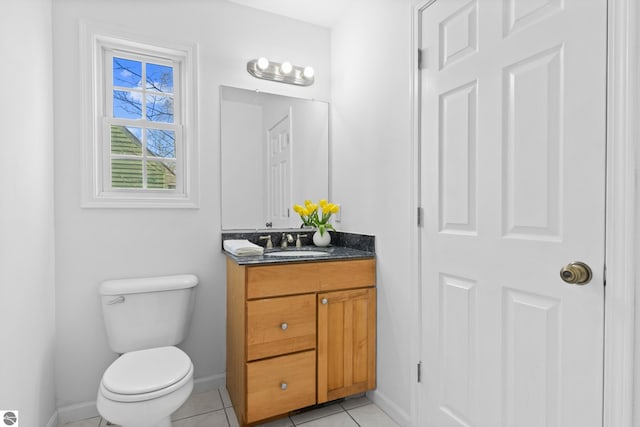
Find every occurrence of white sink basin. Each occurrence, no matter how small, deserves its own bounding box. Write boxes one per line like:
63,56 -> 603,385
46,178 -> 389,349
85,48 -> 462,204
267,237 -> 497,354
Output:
265,250 -> 330,257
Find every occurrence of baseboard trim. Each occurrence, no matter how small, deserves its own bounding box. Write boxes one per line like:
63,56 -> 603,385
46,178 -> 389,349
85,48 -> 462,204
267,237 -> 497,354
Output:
193,372 -> 226,393
56,400 -> 98,426
366,390 -> 411,426
46,411 -> 58,427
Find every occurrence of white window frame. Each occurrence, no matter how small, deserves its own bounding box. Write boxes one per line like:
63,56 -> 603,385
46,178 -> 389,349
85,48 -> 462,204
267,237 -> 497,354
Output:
80,23 -> 199,208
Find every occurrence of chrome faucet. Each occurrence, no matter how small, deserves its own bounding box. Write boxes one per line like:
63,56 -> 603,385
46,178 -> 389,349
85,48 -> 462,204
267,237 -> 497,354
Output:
259,235 -> 273,249
281,233 -> 294,248
296,234 -> 308,248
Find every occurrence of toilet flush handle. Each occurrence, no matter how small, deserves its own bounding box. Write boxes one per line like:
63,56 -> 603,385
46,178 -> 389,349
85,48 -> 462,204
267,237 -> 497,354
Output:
106,295 -> 125,305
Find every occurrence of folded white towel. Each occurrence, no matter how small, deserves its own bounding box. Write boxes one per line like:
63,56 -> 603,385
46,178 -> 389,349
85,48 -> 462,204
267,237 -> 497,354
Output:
223,239 -> 264,256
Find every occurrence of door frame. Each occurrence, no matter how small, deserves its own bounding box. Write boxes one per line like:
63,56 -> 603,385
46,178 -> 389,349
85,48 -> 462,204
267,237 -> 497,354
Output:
603,0 -> 637,425
409,0 -> 638,426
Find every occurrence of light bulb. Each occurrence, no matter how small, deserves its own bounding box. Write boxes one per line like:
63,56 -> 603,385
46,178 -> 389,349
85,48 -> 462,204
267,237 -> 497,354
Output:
303,66 -> 315,79
257,57 -> 269,70
281,61 -> 293,74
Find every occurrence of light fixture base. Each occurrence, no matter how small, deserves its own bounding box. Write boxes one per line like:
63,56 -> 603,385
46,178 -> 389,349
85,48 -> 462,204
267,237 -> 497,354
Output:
247,59 -> 315,86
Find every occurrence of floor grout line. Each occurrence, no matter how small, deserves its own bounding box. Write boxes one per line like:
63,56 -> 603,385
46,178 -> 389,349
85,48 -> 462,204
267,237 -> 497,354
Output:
345,409 -> 362,427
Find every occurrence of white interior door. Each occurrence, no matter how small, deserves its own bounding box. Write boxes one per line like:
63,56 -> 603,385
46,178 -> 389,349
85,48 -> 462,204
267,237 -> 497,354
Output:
266,114 -> 292,228
418,0 -> 607,426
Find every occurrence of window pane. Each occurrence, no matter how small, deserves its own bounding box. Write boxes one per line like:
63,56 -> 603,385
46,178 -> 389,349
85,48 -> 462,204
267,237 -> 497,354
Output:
111,159 -> 143,188
146,129 -> 176,158
113,57 -> 142,89
146,95 -> 173,123
146,63 -> 173,93
113,90 -> 142,119
111,126 -> 142,155
147,160 -> 176,189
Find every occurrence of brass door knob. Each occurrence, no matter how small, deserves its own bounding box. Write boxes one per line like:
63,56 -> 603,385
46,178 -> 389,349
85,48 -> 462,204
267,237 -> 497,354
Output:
560,261 -> 592,285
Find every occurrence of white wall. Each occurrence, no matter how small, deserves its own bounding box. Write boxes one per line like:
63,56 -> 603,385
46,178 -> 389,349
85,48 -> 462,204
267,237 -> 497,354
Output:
52,0 -> 330,416
331,0 -> 416,424
0,0 -> 57,426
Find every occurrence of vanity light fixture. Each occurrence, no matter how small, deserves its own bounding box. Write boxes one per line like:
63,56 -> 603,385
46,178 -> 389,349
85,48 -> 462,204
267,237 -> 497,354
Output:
303,66 -> 315,79
280,61 -> 293,74
256,57 -> 269,70
247,58 -> 315,86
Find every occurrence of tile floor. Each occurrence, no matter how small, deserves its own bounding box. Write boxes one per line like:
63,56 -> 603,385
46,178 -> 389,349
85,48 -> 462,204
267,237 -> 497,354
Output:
61,388 -> 399,427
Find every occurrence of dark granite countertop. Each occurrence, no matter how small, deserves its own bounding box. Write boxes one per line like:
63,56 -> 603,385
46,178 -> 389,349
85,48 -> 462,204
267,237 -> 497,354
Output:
222,231 -> 375,265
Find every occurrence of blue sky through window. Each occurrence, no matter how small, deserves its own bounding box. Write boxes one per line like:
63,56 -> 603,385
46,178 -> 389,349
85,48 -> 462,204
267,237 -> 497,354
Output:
113,90 -> 142,119
113,57 -> 141,89
112,57 -> 174,122
146,63 -> 173,92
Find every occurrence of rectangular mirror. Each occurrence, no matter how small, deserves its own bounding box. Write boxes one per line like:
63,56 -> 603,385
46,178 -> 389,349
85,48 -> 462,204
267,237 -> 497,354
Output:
220,86 -> 329,230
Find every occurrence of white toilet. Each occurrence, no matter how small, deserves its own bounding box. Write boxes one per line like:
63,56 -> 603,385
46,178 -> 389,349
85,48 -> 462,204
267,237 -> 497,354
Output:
97,274 -> 198,427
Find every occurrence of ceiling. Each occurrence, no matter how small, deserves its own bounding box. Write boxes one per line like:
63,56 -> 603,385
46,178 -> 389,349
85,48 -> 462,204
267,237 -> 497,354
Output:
225,0 -> 350,28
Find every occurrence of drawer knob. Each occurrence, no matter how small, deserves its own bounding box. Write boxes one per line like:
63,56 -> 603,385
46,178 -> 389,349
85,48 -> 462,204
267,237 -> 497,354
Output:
321,298 -> 328,305
280,382 -> 288,390
280,322 -> 288,331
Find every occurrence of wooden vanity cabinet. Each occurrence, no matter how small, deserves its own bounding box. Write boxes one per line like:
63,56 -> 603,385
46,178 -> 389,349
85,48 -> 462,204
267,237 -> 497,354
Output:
317,287 -> 376,403
226,257 -> 376,426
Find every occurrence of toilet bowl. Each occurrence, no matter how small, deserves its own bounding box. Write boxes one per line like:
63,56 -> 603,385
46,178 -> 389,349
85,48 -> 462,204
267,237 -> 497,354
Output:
97,346 -> 194,427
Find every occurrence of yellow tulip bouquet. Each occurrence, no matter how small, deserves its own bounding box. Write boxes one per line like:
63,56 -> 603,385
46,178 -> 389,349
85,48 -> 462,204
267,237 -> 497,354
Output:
293,199 -> 340,236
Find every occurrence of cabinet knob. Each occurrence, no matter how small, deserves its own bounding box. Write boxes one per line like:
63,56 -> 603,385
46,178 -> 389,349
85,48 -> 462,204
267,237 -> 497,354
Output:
280,322 -> 288,331
321,298 -> 328,305
280,382 -> 288,390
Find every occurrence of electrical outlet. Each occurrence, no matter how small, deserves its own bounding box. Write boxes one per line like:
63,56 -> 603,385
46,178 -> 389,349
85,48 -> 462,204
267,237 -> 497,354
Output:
335,204 -> 342,223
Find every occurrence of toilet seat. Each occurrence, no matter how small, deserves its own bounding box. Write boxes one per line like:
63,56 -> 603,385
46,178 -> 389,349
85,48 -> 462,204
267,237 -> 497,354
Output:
100,346 -> 193,403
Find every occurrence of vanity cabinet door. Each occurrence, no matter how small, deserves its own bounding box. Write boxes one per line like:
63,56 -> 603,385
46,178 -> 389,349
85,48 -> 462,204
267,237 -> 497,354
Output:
317,288 -> 377,403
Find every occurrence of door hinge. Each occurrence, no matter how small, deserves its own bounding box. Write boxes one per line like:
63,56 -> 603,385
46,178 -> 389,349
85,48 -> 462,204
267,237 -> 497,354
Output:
417,207 -> 424,227
418,48 -> 427,70
417,361 -> 422,383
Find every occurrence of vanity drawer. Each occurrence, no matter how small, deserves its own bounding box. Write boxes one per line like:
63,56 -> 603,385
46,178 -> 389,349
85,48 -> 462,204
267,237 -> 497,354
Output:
246,350 -> 316,423
247,294 -> 316,361
246,259 -> 376,299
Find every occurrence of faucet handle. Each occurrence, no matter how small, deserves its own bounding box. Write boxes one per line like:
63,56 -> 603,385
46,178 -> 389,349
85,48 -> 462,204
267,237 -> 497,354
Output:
259,235 -> 273,249
296,234 -> 308,248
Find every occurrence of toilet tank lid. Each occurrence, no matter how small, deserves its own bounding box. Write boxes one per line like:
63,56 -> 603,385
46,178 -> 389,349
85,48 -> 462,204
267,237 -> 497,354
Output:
100,274 -> 198,296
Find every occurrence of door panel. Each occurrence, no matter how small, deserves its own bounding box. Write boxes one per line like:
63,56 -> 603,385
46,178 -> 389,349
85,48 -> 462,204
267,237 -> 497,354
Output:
419,0 -> 606,426
503,46 -> 562,239
439,81 -> 478,235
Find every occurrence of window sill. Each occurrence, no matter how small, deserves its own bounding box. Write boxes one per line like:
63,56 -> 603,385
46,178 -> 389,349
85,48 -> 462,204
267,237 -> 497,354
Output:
82,192 -> 199,209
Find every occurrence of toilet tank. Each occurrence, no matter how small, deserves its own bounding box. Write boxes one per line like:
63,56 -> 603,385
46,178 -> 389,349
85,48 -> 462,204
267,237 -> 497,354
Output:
99,274 -> 198,354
